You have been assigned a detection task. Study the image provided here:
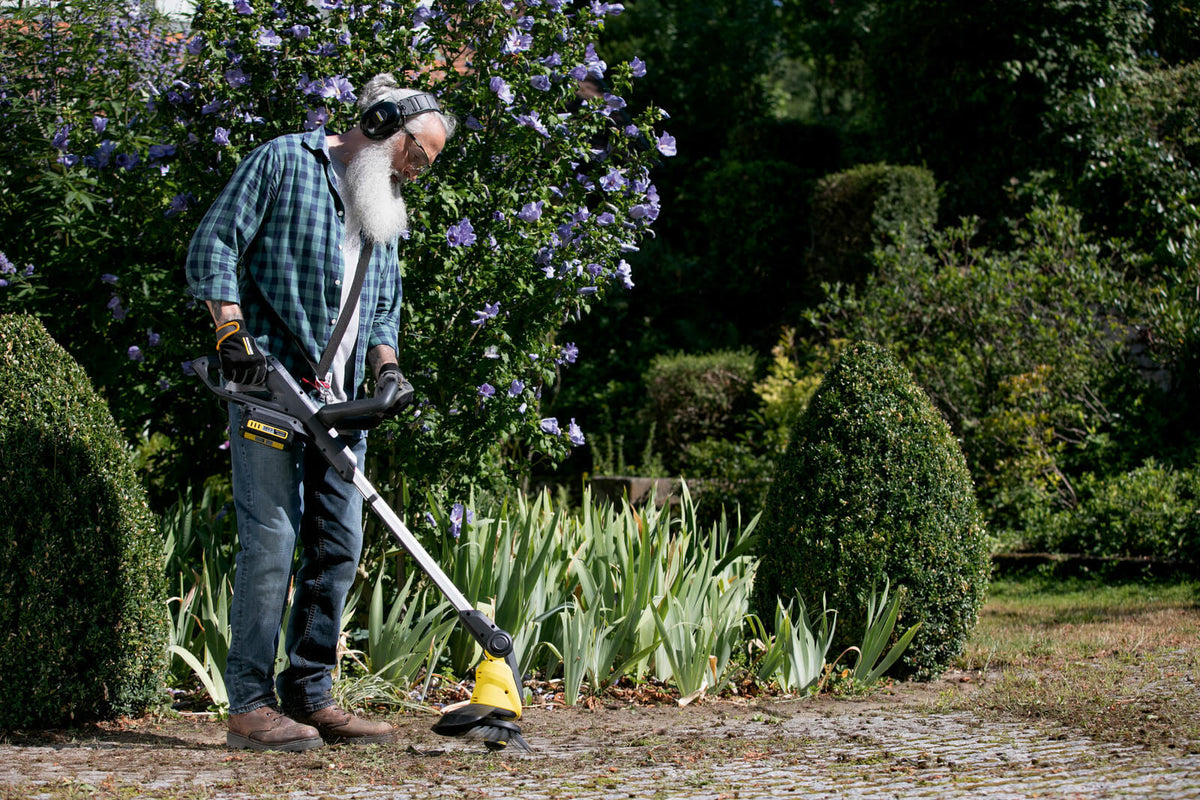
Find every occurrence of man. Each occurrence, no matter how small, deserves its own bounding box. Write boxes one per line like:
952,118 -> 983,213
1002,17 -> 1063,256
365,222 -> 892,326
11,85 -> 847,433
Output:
186,73 -> 456,752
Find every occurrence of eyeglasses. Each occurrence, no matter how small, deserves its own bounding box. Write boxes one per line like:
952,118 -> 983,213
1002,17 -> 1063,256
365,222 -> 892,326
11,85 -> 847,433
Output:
406,132 -> 431,172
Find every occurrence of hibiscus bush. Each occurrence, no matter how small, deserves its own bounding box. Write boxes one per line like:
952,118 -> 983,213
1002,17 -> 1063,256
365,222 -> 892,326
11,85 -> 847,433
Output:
0,0 -> 670,503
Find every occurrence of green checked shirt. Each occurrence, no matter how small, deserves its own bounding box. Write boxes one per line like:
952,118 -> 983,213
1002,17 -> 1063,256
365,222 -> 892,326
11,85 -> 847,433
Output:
185,127 -> 402,397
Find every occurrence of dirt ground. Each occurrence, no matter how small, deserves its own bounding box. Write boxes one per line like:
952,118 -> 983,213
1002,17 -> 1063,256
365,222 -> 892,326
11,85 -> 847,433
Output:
4,582 -> 1200,798
4,667 -> 1200,799
0,673 -> 978,799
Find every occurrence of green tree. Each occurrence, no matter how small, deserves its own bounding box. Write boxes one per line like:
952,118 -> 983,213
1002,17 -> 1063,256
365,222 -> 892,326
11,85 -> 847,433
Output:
0,0 -> 671,502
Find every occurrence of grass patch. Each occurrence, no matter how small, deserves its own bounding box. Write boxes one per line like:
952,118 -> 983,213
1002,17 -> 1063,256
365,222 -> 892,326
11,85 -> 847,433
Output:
958,575 -> 1200,751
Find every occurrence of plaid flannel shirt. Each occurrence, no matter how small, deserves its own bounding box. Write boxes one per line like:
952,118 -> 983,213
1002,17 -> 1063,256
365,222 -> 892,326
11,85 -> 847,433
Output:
185,127 -> 402,397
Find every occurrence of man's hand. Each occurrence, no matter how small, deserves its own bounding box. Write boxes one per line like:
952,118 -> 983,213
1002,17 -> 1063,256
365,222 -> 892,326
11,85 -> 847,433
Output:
376,363 -> 414,416
215,319 -> 268,385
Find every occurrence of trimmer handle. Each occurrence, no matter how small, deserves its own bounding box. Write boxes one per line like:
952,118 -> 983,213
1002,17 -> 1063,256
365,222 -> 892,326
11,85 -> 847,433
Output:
315,372 -> 410,430
192,354 -> 408,431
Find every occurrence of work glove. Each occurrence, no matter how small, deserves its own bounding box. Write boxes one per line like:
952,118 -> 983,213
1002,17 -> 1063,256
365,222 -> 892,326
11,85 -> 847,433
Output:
377,363 -> 415,417
215,319 -> 268,385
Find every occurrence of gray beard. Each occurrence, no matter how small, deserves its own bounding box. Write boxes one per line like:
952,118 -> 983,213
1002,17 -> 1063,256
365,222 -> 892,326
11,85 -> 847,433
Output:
344,140 -> 408,243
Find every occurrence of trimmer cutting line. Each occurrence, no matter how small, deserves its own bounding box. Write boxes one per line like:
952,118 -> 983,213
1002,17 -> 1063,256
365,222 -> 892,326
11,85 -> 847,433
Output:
194,353 -> 530,753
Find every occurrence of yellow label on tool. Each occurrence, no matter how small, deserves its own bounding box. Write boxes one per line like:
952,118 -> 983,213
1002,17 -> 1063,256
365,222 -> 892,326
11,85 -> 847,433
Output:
242,432 -> 285,450
246,419 -> 289,441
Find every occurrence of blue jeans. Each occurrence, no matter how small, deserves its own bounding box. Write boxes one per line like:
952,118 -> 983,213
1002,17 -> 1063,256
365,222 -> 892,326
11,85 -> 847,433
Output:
224,402 -> 367,716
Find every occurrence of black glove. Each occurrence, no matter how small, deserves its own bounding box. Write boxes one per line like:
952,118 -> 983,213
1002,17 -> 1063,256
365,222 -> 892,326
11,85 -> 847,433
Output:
377,363 -> 414,416
215,319 -> 268,385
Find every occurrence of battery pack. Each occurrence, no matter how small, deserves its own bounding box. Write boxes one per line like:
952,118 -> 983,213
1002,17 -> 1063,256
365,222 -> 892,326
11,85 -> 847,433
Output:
240,407 -> 303,450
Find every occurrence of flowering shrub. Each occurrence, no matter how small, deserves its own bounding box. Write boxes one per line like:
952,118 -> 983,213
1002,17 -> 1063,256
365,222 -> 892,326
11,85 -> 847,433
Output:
0,0 -> 669,500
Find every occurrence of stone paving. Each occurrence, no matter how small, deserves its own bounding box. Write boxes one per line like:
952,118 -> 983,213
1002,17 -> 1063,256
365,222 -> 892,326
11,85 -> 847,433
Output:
6,709 -> 1199,798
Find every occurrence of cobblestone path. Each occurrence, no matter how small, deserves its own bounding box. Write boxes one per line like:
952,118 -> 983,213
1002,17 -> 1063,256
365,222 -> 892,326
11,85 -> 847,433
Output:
4,706 -> 1199,798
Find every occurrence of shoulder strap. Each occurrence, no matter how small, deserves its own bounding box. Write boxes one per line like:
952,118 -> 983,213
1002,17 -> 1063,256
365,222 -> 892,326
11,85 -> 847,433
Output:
242,239 -> 374,389
315,239 -> 372,379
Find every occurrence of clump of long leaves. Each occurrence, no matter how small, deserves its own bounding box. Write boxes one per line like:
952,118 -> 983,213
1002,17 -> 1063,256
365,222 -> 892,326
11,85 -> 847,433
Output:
164,484 -> 917,710
748,577 -> 920,696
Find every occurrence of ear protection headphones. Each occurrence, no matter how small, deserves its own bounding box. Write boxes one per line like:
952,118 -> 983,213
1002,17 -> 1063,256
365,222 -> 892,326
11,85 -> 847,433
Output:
360,93 -> 442,140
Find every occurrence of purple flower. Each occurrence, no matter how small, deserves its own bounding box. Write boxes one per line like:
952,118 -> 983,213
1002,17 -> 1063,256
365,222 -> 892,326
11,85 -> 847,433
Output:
92,116 -> 107,133
569,65 -> 588,81
147,330 -> 161,347
0,253 -> 14,274
615,260 -> 635,289
471,301 -> 500,325
148,144 -> 176,161
305,107 -> 330,130
516,111 -> 550,138
540,417 -> 560,435
559,342 -> 578,364
530,75 -> 551,92
508,379 -> 524,397
51,125 -> 70,151
596,212 -> 616,226
584,43 -> 607,78
101,273 -> 118,284
116,153 -> 139,171
577,286 -> 599,295
107,294 -> 126,320
446,218 -> 477,247
165,193 -> 191,218
256,28 -> 283,49
630,56 -> 646,77
656,132 -> 677,157
318,75 -> 356,103
187,35 -> 205,54
337,31 -> 351,46
201,99 -> 223,114
287,23 -> 310,39
465,115 -> 483,131
225,67 -> 250,88
449,502 -> 473,537
503,29 -> 533,54
234,0 -> 253,14
213,127 -> 231,146
489,76 -> 514,105
57,154 -> 79,168
567,418 -> 585,446
478,383 -> 495,398
127,345 -> 144,362
599,169 -> 626,192
517,201 -> 544,222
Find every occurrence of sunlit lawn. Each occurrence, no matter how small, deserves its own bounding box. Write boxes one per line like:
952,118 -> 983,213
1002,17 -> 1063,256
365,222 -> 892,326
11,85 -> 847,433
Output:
955,574 -> 1200,751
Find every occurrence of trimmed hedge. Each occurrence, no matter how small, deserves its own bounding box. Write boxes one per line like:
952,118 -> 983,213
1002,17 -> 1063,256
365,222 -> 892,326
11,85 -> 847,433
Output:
753,341 -> 990,680
809,162 -> 939,287
0,313 -> 167,728
642,349 -> 758,471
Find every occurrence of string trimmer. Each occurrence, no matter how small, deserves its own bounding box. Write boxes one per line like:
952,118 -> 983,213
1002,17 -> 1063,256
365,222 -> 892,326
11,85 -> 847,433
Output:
193,353 -> 530,752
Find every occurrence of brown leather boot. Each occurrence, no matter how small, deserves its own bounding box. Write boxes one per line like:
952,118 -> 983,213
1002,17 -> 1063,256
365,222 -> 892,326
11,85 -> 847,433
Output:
226,706 -> 324,752
290,704 -> 397,745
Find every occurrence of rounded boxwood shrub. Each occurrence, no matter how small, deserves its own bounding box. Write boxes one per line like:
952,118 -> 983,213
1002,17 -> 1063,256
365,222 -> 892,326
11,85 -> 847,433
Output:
809,162 -> 939,287
752,341 -> 990,680
0,313 -> 167,728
